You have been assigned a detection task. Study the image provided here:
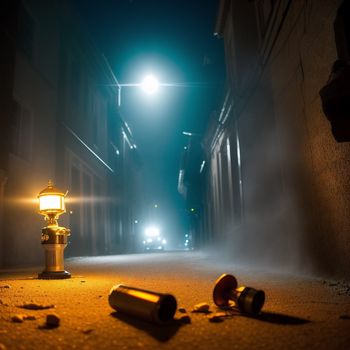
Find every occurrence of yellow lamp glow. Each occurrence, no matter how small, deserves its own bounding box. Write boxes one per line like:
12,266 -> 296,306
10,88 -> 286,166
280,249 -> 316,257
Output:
39,195 -> 65,212
38,180 -> 66,224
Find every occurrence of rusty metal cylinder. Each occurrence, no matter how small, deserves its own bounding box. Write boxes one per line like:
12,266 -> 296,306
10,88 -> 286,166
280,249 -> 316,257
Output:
230,286 -> 265,315
108,284 -> 177,324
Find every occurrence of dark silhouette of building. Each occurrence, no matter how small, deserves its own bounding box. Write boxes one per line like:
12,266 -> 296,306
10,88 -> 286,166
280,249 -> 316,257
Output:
0,0 -> 141,267
199,0 -> 350,278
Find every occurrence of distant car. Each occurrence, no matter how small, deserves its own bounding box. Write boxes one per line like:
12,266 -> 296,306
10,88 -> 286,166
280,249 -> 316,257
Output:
143,236 -> 166,251
142,226 -> 167,251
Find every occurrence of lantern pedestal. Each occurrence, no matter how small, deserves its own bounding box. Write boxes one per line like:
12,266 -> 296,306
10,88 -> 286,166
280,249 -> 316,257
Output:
38,270 -> 71,279
38,225 -> 71,279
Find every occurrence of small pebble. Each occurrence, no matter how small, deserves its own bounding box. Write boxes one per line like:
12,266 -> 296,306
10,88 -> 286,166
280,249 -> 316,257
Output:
192,302 -> 210,313
178,307 -> 187,313
19,303 -> 55,310
208,315 -> 224,323
178,315 -> 191,324
24,315 -> 37,321
46,313 -> 60,328
0,285 -> 11,289
208,312 -> 227,323
82,328 -> 94,334
12,315 -> 25,323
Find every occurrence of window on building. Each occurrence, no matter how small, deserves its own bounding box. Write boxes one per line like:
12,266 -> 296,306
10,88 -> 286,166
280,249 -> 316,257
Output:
17,5 -> 36,60
67,152 -> 101,255
10,99 -> 33,161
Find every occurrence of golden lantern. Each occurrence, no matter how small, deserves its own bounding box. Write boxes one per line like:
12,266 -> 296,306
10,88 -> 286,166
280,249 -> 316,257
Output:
37,180 -> 71,279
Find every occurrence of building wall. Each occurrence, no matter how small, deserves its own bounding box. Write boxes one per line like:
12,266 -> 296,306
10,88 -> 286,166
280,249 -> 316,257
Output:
0,0 -> 20,266
206,0 -> 350,277
0,0 -> 141,267
3,0 -> 60,266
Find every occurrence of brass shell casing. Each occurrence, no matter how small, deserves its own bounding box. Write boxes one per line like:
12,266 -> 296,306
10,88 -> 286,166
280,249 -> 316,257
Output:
109,284 -> 177,324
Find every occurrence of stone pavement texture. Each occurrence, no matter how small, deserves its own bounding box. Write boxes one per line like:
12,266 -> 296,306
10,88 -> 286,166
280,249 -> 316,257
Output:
0,251 -> 350,350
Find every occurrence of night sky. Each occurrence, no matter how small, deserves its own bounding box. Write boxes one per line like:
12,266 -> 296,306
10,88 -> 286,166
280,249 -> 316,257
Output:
71,0 -> 226,242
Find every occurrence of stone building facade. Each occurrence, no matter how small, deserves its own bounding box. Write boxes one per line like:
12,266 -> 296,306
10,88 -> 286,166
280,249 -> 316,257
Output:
0,0 -> 141,266
202,0 -> 350,277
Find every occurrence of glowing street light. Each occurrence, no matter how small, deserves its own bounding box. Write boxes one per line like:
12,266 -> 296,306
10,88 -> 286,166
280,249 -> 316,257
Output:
118,74 -> 160,107
141,74 -> 159,94
109,63 -> 210,107
37,180 -> 71,279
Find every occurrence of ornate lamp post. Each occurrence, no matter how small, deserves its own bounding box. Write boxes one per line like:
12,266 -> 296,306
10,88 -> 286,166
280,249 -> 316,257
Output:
37,180 -> 71,279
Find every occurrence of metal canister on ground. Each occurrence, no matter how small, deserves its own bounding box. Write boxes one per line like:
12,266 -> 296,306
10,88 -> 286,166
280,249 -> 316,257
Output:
233,286 -> 265,315
108,284 -> 177,324
213,274 -> 265,315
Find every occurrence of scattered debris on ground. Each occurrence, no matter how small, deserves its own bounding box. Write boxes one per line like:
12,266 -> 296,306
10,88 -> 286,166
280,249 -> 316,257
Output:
11,315 -> 25,323
178,314 -> 191,324
11,314 -> 37,323
81,328 -> 94,334
18,302 -> 55,310
322,280 -> 350,296
24,315 -> 37,321
192,302 -> 210,313
208,312 -> 228,323
208,315 -> 224,323
46,313 -> 60,328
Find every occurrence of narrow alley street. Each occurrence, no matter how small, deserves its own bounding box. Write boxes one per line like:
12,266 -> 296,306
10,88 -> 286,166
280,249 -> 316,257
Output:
1,251 -> 349,350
